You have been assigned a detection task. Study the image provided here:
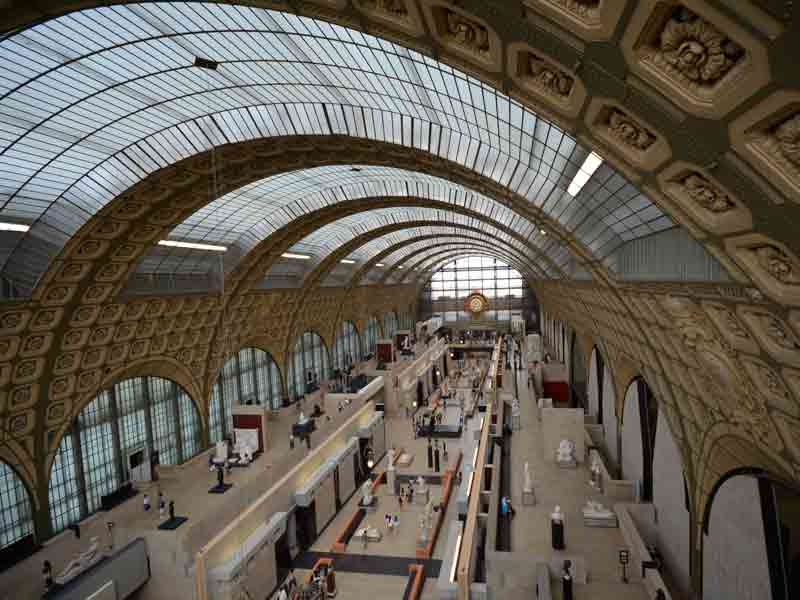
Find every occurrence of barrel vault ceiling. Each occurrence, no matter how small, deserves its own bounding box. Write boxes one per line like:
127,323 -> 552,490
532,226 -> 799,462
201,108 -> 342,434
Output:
0,0 -> 799,552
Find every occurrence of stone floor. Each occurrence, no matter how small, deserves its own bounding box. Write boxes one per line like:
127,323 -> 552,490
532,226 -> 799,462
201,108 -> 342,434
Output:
507,362 -> 648,600
311,400 -> 467,562
0,384 -> 371,600
0,351 -> 663,600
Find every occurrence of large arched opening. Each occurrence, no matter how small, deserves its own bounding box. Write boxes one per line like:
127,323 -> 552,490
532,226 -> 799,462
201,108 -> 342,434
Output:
211,346 -> 284,441
47,375 -> 203,536
621,376 -> 658,502
286,330 -> 330,402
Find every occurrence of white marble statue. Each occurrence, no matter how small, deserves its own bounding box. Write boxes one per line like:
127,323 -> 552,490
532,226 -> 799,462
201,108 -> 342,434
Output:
557,439 -> 576,463
361,480 -> 373,505
387,447 -> 396,467
56,537 -> 101,584
590,454 -> 603,488
523,462 -> 533,492
415,475 -> 427,495
551,505 -> 564,522
583,500 -> 614,518
298,411 -> 307,424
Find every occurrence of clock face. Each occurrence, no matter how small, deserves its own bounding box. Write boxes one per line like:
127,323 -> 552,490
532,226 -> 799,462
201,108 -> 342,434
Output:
464,292 -> 489,315
469,296 -> 484,312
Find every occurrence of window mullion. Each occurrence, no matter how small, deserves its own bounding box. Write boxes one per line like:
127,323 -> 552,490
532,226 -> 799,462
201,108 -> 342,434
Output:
69,421 -> 89,520
172,381 -> 184,462
142,378 -> 155,465
107,386 -> 125,486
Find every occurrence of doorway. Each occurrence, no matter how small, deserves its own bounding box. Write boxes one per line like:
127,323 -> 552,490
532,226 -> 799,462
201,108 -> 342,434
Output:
294,503 -> 317,552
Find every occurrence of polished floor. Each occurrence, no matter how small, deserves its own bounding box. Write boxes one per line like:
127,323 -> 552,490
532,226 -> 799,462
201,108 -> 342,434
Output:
505,363 -> 649,600
1,354 -> 658,600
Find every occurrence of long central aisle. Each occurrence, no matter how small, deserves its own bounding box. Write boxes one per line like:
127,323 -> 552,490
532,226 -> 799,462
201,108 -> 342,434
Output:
508,363 -> 649,600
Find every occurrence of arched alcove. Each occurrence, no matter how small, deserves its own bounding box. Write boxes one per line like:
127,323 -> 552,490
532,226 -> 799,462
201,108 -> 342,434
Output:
570,332 -> 587,409
287,330 -> 330,401
621,376 -> 658,501
48,375 -> 202,535
652,418 -> 691,597
588,346 -> 604,425
211,347 -> 284,442
703,472 -> 773,600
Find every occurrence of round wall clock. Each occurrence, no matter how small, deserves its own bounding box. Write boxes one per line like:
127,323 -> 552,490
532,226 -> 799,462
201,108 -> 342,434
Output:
464,291 -> 489,316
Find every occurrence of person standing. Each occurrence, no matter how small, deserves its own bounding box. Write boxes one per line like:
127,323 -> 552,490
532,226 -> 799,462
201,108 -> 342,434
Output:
562,560 -> 574,600
42,560 -> 53,592
158,491 -> 166,518
143,493 -> 150,512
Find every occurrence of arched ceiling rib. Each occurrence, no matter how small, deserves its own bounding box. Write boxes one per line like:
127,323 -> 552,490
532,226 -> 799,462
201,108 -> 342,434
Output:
0,1 -> 672,292
255,202 -> 560,282
276,222 -> 541,288
353,236 -> 507,285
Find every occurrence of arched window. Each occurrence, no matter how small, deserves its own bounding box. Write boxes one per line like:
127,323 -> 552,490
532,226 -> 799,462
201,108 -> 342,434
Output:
333,321 -> 360,371
210,347 -> 283,442
0,462 -> 34,551
362,317 -> 379,358
423,255 -> 527,321
48,376 -> 202,535
287,331 -> 330,401
383,311 -> 399,339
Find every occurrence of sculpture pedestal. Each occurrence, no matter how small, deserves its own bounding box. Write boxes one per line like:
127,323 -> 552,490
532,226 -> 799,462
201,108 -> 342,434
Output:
358,496 -> 378,513
522,489 -> 536,506
414,489 -> 430,505
557,458 -> 577,469
551,519 -> 565,550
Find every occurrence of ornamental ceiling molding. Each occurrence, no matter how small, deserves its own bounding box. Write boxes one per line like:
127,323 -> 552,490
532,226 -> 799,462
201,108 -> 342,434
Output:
536,278 -> 800,493
621,0 -> 768,118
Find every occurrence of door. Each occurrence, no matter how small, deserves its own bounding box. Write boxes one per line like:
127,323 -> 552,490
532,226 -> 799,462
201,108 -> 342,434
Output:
295,503 -> 317,551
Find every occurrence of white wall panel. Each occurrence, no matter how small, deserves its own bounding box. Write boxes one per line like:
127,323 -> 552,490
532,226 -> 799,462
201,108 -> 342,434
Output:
588,347 -> 599,420
621,382 -> 643,493
703,476 -> 771,600
315,475 -> 337,535
601,365 -> 618,467
653,421 -> 690,596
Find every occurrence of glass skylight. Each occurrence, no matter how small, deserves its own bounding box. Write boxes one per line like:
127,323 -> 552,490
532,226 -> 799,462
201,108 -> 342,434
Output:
0,2 -> 672,292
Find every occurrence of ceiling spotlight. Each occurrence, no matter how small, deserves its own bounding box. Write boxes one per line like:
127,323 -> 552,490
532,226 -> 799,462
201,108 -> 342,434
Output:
398,265 -> 404,269
375,263 -> 385,267
158,240 -> 227,252
282,252 -> 311,260
567,151 -> 603,196
0,222 -> 31,232
540,229 -> 547,235
340,259 -> 356,264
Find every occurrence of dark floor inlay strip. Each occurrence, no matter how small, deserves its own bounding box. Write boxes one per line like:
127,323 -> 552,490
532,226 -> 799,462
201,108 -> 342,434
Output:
293,551 -> 441,578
